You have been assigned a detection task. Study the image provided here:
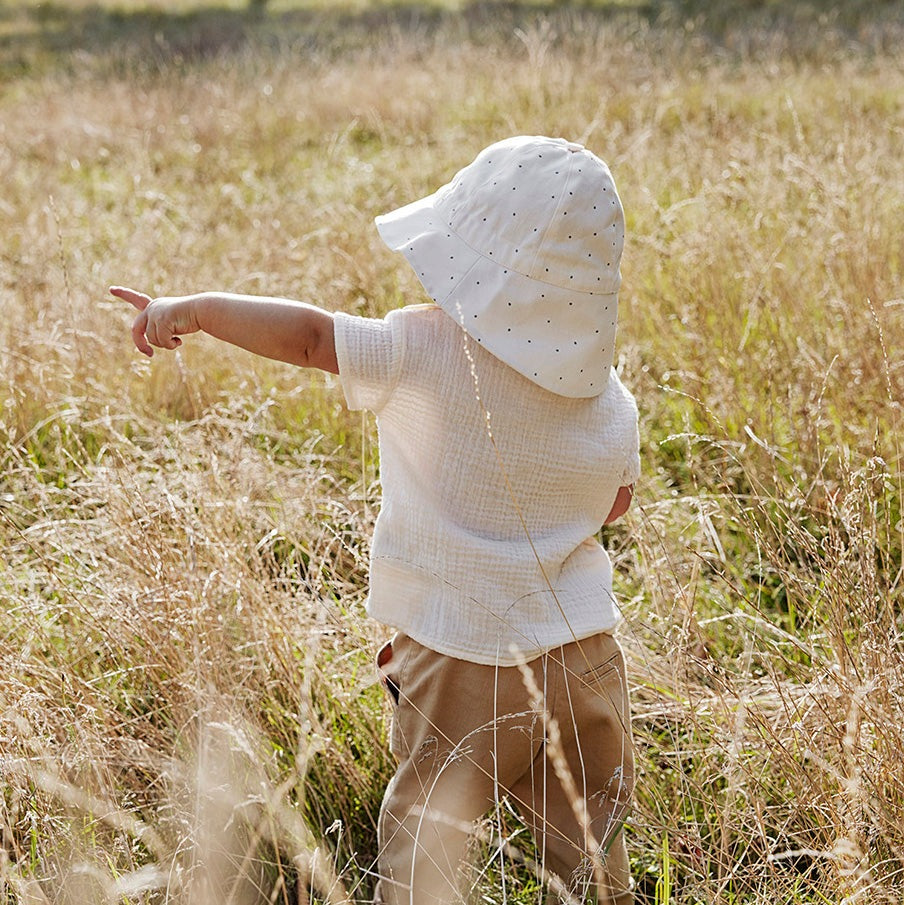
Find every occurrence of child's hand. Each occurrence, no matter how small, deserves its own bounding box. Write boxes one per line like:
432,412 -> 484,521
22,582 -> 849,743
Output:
604,485 -> 634,524
111,286 -> 201,357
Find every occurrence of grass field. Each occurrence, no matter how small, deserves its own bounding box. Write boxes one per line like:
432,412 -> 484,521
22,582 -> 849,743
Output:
1,0 -> 903,903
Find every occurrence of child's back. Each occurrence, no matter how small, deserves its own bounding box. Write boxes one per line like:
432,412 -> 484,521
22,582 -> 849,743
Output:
335,303 -> 639,665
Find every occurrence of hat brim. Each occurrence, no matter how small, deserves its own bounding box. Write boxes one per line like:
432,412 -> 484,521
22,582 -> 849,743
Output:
376,194 -> 618,398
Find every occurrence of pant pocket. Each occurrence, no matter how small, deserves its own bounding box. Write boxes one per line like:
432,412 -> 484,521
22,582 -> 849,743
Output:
377,635 -> 411,760
377,636 -> 401,705
579,650 -> 621,690
577,636 -> 625,706
575,635 -> 633,746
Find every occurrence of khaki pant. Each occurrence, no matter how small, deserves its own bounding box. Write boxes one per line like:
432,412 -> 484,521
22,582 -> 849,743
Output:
375,632 -> 634,905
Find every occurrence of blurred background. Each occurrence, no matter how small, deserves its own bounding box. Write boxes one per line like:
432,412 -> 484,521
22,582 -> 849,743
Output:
1,1 -> 902,903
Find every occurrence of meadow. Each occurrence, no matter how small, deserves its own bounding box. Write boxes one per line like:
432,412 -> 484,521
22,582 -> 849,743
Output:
1,0 -> 902,902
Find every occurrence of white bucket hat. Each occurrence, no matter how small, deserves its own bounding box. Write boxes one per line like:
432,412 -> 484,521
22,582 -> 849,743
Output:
375,135 -> 624,397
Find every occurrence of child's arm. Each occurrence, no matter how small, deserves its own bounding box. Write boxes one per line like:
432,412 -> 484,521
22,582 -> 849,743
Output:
603,484 -> 634,523
110,286 -> 339,373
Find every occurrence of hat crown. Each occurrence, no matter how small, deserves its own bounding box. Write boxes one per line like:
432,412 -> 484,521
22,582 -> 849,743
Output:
374,135 -> 625,397
438,136 -> 623,295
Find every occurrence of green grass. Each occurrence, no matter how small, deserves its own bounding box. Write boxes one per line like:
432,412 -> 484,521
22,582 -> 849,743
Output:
1,0 -> 903,903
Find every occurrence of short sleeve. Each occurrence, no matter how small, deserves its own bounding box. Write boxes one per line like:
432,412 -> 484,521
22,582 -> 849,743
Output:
333,311 -> 405,413
609,369 -> 641,486
621,417 -> 641,485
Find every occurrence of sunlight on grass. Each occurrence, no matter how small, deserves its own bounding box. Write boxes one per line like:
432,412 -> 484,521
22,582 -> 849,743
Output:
1,0 -> 902,903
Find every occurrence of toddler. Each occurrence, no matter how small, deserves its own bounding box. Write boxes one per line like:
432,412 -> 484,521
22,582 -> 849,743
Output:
112,135 -> 640,905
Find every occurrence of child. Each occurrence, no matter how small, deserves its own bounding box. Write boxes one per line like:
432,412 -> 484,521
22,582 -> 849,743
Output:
112,135 -> 640,905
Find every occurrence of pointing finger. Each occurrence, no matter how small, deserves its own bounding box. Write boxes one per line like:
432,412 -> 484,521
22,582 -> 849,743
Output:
111,286 -> 152,312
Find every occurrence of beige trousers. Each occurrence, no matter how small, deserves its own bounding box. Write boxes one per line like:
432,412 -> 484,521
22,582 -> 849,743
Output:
375,631 -> 635,905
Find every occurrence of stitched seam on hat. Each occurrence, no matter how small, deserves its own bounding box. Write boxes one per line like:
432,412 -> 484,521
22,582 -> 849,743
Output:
436,256 -> 484,307
525,147 -> 578,284
436,148 -> 620,296
437,214 -> 618,297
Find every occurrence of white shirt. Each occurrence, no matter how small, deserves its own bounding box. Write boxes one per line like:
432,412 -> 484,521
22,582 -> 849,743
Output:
334,304 -> 640,666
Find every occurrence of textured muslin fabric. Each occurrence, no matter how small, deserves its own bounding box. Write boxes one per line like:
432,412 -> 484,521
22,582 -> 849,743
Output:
333,304 -> 640,666
375,631 -> 635,905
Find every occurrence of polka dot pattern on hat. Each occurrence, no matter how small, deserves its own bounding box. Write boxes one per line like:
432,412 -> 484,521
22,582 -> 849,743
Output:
375,136 -> 625,398
440,140 -> 623,298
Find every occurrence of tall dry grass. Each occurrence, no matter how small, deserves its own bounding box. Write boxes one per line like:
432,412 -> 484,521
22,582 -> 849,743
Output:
1,1 -> 903,903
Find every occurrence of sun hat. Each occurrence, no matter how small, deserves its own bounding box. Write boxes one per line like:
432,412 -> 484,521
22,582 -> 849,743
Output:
375,135 -> 625,398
